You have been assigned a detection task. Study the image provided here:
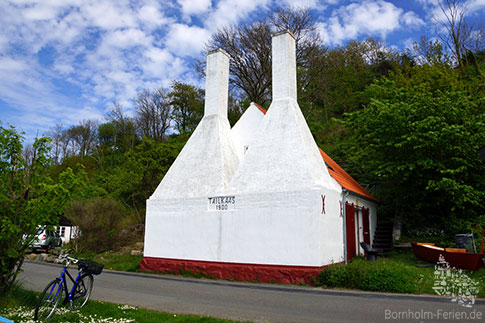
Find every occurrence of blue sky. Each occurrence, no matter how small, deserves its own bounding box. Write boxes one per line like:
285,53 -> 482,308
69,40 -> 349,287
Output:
0,0 -> 484,142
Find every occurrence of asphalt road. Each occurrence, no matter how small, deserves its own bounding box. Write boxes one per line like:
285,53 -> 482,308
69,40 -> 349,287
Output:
18,261 -> 485,323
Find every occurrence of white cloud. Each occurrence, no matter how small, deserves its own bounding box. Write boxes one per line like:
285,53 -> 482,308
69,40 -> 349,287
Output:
138,3 -> 173,30
0,34 -> 7,52
0,57 -> 51,106
68,106 -> 105,124
401,11 -> 425,28
318,1 -> 405,45
103,28 -> 152,49
81,1 -> 137,30
468,0 -> 485,12
165,23 -> 211,57
0,57 -> 29,73
206,0 -> 271,31
142,47 -> 174,77
402,37 -> 416,50
342,1 -> 402,35
283,0 -> 319,8
177,0 -> 212,15
0,55 -> 96,138
53,62 -> 75,75
22,4 -> 59,21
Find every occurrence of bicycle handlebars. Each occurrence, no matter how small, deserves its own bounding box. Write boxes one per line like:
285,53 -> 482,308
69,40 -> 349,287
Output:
58,253 -> 78,265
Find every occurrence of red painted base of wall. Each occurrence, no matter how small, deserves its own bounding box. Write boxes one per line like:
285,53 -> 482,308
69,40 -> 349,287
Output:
140,257 -> 342,285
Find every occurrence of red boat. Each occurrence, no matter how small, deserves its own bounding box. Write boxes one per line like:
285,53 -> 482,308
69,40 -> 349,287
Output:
411,242 -> 484,271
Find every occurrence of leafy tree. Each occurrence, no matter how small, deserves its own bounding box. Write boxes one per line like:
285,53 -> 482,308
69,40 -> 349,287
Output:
413,36 -> 451,66
105,137 -> 186,220
302,38 -> 404,156
168,81 -> 204,134
97,122 -> 117,149
66,119 -> 98,157
105,101 -> 139,152
0,126 -> 76,293
342,65 -> 485,238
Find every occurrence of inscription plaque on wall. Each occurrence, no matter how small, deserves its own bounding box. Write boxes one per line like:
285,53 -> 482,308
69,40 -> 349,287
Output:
208,196 -> 235,211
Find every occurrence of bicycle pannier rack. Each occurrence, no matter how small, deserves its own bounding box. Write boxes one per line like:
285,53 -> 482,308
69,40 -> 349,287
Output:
78,260 -> 104,275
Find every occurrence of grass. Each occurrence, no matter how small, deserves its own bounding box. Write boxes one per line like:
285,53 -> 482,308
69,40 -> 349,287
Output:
69,250 -> 143,272
0,285 -> 245,323
68,250 -> 219,280
316,250 -> 485,297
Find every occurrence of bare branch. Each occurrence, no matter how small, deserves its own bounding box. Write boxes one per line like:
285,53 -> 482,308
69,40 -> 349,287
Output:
433,0 -> 482,68
199,7 -> 324,106
135,88 -> 171,141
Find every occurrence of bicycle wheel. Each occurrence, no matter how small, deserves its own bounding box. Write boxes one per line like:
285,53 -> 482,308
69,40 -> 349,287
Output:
70,274 -> 93,309
34,279 -> 63,321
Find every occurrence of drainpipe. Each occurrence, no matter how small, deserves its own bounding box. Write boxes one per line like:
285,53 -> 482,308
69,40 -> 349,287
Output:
342,189 -> 350,264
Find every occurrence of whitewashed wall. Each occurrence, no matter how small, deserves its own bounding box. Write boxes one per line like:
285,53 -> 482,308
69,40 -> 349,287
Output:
319,189 -> 345,264
230,102 -> 265,160
145,188 -> 343,266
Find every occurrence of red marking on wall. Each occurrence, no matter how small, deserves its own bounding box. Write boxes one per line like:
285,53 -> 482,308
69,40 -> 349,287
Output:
321,195 -> 325,214
140,257 -> 343,285
339,201 -> 343,217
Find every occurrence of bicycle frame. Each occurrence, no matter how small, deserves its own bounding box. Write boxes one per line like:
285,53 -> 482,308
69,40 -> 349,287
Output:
45,261 -> 85,305
59,266 -> 85,304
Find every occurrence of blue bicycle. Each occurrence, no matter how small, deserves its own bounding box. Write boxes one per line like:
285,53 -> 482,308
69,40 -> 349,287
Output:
34,253 -> 103,321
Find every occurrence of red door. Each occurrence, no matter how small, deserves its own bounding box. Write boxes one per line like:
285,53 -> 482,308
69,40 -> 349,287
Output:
345,203 -> 356,261
362,207 -> 370,245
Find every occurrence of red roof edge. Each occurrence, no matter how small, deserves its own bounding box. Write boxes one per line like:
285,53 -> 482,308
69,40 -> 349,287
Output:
318,148 -> 377,202
251,102 -> 267,114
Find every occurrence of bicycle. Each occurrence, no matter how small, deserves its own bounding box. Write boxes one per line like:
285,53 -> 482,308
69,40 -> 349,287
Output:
34,253 -> 104,321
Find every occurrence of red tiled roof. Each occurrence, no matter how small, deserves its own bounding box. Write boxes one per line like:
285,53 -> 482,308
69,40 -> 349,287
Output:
318,148 -> 377,201
252,102 -> 267,114
251,103 -> 377,202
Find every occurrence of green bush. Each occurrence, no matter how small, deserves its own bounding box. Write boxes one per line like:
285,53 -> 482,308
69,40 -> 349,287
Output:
317,251 -> 485,296
66,198 -> 134,253
360,266 -> 415,293
318,257 -> 417,293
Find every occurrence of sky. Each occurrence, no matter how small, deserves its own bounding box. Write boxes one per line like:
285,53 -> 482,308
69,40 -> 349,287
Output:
0,0 -> 484,142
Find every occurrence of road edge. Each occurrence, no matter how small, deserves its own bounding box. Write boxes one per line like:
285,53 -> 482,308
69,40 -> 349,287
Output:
23,260 -> 485,305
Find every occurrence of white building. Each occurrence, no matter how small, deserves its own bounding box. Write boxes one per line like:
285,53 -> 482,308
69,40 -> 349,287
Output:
142,31 -> 378,284
55,215 -> 78,244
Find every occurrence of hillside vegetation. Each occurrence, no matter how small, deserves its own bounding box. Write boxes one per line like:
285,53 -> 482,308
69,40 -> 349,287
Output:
1,7 -> 484,294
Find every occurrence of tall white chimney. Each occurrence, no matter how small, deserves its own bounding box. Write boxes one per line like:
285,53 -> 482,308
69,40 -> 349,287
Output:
227,30 -> 339,195
272,30 -> 297,101
204,48 -> 230,119
148,48 -> 238,200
